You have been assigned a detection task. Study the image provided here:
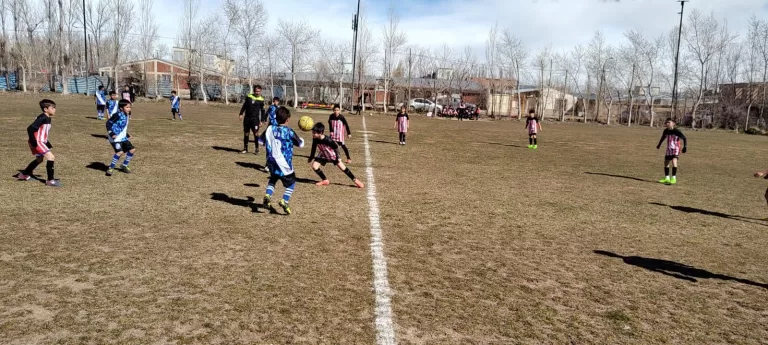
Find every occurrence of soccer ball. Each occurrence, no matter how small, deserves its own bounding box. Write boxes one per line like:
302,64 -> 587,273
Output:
298,116 -> 314,132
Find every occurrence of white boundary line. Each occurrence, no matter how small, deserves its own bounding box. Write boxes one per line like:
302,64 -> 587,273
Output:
362,116 -> 397,345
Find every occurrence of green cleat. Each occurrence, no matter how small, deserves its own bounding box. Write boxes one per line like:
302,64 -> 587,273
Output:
528,145 -> 533,149
669,177 -> 677,185
262,194 -> 272,209
658,177 -> 670,184
533,145 -> 538,150
279,199 -> 292,215
120,165 -> 132,174
106,168 -> 114,176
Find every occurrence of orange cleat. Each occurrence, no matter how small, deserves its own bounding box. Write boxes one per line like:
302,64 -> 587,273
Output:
316,180 -> 330,186
354,179 -> 365,188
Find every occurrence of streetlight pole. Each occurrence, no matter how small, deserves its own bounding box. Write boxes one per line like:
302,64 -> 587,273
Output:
349,0 -> 361,112
83,0 -> 88,95
672,0 -> 688,122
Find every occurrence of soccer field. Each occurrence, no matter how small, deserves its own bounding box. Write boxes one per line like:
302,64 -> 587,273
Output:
1,93 -> 767,344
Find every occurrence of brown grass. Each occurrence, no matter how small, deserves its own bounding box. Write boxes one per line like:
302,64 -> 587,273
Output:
1,93 -> 767,344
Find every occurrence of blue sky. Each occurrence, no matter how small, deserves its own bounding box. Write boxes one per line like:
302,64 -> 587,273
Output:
153,0 -> 768,60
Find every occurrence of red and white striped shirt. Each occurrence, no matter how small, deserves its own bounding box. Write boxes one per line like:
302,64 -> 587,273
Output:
396,113 -> 409,133
328,114 -> 351,143
311,135 -> 339,161
27,114 -> 51,148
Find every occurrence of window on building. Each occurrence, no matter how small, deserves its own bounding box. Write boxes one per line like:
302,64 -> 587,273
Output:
172,51 -> 185,63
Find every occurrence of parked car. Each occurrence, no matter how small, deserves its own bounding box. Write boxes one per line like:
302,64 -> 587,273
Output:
397,98 -> 443,113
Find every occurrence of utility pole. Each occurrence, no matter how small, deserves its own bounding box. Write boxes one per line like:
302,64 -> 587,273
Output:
349,0 -> 360,112
562,69 -> 568,121
339,52 -> 344,108
407,48 -> 412,102
672,0 -> 688,121
83,0 -> 88,95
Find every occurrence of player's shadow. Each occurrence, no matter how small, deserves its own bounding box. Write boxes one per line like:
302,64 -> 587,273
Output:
594,250 -> 768,289
649,202 -> 768,226
483,142 -> 526,148
211,146 -> 243,153
209,192 -> 278,215
91,134 -> 109,139
370,140 -> 399,145
295,176 -> 358,188
85,116 -> 100,120
86,162 -> 109,172
244,183 -> 261,188
13,171 -> 45,183
235,161 -> 267,171
585,172 -> 655,183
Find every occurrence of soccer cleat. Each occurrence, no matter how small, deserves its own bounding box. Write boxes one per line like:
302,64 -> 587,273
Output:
658,177 -> 670,184
120,165 -> 132,174
106,168 -> 114,176
316,180 -> 330,186
262,194 -> 272,209
354,179 -> 365,188
45,179 -> 62,187
669,177 -> 677,185
533,145 -> 538,149
528,145 -> 533,149
16,173 -> 31,181
279,199 -> 291,215
240,150 -> 248,154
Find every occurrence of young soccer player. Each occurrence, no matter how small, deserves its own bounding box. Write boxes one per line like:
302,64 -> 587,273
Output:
258,106 -> 305,215
105,100 -> 136,176
754,170 -> 768,212
170,90 -> 182,120
656,118 -> 688,185
121,85 -> 133,117
239,85 -> 266,154
396,106 -> 410,145
96,85 -> 107,120
525,110 -> 542,149
328,105 -> 352,163
308,122 -> 364,188
266,97 -> 279,126
16,99 -> 61,187
106,91 -> 119,117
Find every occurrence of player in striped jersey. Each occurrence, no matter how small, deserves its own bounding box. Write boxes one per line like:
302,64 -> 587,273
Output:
121,85 -> 134,118
308,122 -> 364,188
16,99 -> 61,187
95,85 -> 107,120
170,90 -> 182,120
525,110 -> 541,149
258,106 -> 305,215
328,105 -> 352,163
656,118 -> 687,185
396,106 -> 410,145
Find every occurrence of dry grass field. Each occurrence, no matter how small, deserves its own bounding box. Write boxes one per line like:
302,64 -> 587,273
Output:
1,93 -> 767,344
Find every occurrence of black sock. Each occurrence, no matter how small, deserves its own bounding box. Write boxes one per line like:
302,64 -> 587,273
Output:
343,167 -> 356,180
23,159 -> 41,175
529,137 -> 533,145
534,138 -> 538,145
341,144 -> 350,160
402,133 -> 406,142
665,167 -> 670,176
46,160 -> 55,181
314,168 -> 327,180
672,167 -> 677,177
243,134 -> 249,151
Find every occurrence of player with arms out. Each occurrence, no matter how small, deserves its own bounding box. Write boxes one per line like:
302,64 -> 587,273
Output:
16,99 -> 61,187
525,109 -> 541,149
105,100 -> 137,176
170,90 -> 182,120
656,118 -> 687,185
308,122 -> 364,188
328,105 -> 353,163
239,85 -> 266,154
258,107 -> 305,215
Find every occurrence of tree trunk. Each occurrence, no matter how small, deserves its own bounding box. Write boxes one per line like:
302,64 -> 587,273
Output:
584,73 -> 590,123
59,0 -> 69,95
292,73 -> 298,108
199,53 -> 207,103
516,59 -> 522,119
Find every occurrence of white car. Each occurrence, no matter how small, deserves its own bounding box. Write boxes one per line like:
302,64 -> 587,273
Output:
398,98 -> 443,112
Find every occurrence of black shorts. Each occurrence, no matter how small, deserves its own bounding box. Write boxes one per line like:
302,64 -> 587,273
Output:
665,155 -> 679,160
529,133 -> 537,137
171,108 -> 179,114
111,140 -> 135,153
243,117 -> 260,132
314,157 -> 339,166
97,104 -> 106,111
268,172 -> 296,187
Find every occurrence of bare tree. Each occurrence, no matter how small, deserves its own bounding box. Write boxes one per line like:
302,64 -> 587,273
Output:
1,0 -> 11,84
499,29 -> 527,118
756,17 -> 768,123
12,0 -> 44,92
277,19 -> 316,108
381,5 -> 406,113
224,0 -> 266,94
137,0 -> 157,96
109,0 -> 134,92
353,12 -> 376,112
683,10 -> 735,128
567,44 -> 586,122
485,23 -> 498,117
83,0 -> 110,71
58,0 -> 70,94
587,30 -> 611,122
316,38 -> 350,106
455,46 -> 477,107
745,16 -> 762,129
178,0 -> 198,98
